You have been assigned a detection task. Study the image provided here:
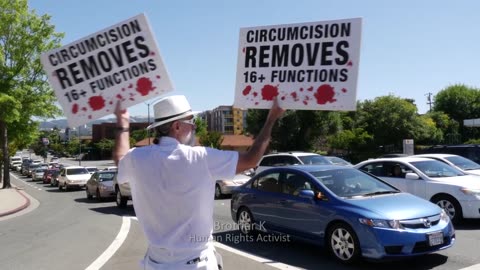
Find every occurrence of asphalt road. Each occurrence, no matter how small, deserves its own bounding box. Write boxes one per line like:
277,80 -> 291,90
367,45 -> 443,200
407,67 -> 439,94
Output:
1,155 -> 480,270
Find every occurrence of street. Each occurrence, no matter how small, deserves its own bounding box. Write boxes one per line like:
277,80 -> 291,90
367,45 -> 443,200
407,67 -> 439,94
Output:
1,157 -> 480,270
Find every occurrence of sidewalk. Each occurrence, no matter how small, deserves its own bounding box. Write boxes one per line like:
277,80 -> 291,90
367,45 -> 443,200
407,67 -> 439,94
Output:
0,181 -> 30,218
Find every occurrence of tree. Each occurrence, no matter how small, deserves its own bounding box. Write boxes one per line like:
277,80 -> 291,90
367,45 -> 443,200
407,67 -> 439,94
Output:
95,138 -> 114,159
0,0 -> 63,188
433,84 -> 480,142
199,131 -> 223,149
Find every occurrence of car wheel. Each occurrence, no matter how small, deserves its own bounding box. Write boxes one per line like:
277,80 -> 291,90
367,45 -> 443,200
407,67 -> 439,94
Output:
96,189 -> 102,201
86,188 -> 93,200
116,187 -> 127,208
215,184 -> 223,199
237,208 -> 256,235
327,223 -> 361,263
432,195 -> 463,224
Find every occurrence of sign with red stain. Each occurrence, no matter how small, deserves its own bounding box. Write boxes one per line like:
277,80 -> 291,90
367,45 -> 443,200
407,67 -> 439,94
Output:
40,13 -> 174,128
234,18 -> 362,111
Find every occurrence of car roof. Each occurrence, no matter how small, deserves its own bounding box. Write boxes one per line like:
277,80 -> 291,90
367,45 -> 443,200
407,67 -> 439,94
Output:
414,153 -> 456,158
269,164 -> 351,172
263,152 -> 320,157
63,166 -> 85,169
359,157 -> 435,163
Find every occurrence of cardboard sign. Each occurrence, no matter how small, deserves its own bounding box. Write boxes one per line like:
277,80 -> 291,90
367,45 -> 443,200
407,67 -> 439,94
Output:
41,13 -> 173,127
234,18 -> 362,111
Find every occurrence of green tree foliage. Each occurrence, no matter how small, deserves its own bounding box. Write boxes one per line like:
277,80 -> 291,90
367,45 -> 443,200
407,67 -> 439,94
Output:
356,95 -> 433,150
95,138 -> 114,158
0,0 -> 63,188
433,84 -> 480,142
195,118 -> 208,138
199,131 -> 223,149
130,129 -> 147,144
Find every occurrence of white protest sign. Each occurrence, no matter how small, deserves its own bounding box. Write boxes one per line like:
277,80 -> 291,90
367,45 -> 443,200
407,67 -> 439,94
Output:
234,18 -> 361,111
41,13 -> 173,128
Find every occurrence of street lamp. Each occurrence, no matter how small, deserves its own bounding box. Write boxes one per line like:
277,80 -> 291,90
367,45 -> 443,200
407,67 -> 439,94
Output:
145,97 -> 164,145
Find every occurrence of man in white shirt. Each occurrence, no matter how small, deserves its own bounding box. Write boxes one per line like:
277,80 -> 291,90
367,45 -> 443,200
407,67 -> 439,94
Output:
114,95 -> 284,270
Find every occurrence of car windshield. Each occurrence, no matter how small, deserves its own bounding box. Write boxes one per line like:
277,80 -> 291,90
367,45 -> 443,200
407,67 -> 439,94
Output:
298,155 -> 331,165
310,168 -> 398,198
444,156 -> 480,171
98,172 -> 115,181
410,160 -> 465,177
326,157 -> 352,166
67,168 -> 89,175
86,167 -> 98,172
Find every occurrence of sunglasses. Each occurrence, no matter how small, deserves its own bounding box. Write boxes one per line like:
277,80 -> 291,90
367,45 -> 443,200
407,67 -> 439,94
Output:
179,118 -> 196,127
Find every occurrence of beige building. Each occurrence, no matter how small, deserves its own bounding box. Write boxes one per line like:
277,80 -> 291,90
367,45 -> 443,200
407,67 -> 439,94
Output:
203,105 -> 247,135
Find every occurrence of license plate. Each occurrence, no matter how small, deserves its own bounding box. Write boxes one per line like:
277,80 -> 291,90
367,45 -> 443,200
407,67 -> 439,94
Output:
428,231 -> 444,246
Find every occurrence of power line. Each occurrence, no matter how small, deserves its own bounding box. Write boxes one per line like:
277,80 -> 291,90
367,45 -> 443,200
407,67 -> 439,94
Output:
426,92 -> 433,111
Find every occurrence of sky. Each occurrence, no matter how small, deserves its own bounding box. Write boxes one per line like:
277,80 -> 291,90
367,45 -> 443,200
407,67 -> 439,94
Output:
30,0 -> 480,119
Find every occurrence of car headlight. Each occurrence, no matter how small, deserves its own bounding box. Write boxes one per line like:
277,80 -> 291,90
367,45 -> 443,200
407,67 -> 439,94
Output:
359,218 -> 403,229
440,209 -> 450,222
460,188 -> 480,196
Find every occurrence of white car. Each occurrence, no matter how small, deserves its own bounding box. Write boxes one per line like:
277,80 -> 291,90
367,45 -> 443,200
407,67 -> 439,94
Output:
355,157 -> 480,223
57,166 -> 91,191
255,152 -> 331,175
414,153 -> 480,176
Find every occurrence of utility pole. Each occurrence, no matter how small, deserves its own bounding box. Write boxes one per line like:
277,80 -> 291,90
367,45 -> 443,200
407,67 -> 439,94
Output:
426,92 -> 433,112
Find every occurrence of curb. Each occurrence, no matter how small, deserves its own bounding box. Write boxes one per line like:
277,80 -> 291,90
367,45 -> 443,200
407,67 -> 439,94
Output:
0,188 -> 31,218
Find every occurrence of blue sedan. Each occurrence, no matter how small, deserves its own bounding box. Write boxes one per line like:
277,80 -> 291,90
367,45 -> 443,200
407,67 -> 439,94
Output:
231,165 -> 455,263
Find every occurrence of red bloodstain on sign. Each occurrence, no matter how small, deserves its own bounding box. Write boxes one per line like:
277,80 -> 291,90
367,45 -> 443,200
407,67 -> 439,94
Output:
150,52 -> 155,56
82,107 -> 87,112
314,84 -> 336,105
307,86 -> 314,92
281,96 -> 286,100
261,85 -> 279,100
242,47 -> 245,53
242,85 -> 252,96
109,101 -> 113,105
291,92 -> 298,101
72,104 -> 79,114
156,75 -> 161,79
116,94 -> 123,99
122,88 -> 125,92
253,91 -> 258,97
303,101 -> 308,105
347,61 -> 353,67
129,98 -> 135,101
255,102 -> 259,105
128,84 -> 133,88
88,115 -> 92,119
88,96 -> 106,111
299,88 -> 304,92
136,77 -> 156,96
341,88 -> 347,93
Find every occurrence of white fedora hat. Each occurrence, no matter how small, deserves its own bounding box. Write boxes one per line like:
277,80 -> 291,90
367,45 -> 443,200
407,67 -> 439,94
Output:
146,95 -> 199,130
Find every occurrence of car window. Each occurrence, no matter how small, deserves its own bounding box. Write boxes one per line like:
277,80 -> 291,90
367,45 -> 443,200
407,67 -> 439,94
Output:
283,173 -> 317,196
311,169 -> 398,197
259,157 -> 275,166
254,173 -> 281,193
444,156 -> 480,171
66,168 -> 89,175
98,172 -> 116,181
359,162 -> 388,177
298,155 -> 330,165
410,160 -> 465,177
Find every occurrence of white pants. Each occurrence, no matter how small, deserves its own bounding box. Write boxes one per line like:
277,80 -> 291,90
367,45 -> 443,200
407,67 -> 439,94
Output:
141,243 -> 223,270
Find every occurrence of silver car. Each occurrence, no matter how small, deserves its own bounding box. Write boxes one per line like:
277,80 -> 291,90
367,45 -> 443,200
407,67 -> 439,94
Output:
86,171 -> 117,201
215,172 -> 251,199
113,174 -> 131,208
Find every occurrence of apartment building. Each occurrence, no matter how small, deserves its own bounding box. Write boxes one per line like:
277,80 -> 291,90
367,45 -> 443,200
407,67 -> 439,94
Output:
203,106 -> 247,135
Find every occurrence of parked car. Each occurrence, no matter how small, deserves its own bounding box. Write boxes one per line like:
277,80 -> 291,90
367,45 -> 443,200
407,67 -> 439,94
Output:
413,154 -> 480,176
85,166 -> 99,175
355,157 -> 480,223
255,152 -> 331,175
9,156 -> 22,169
113,174 -> 131,208
31,168 -> 46,181
324,156 -> 353,166
215,172 -> 250,199
86,171 -> 117,201
11,161 -> 22,171
231,165 -> 454,263
43,168 -> 60,184
57,166 -> 91,191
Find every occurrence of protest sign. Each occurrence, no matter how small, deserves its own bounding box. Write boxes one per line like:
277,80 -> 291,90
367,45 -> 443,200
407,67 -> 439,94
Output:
41,13 -> 173,127
234,18 -> 361,111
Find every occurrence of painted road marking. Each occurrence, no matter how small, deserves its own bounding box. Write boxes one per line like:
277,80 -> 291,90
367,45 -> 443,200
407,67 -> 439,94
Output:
129,216 -> 300,269
85,216 -> 131,270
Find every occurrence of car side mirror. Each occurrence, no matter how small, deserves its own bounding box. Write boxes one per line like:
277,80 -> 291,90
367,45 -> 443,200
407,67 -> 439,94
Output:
298,189 -> 315,199
405,173 -> 420,180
